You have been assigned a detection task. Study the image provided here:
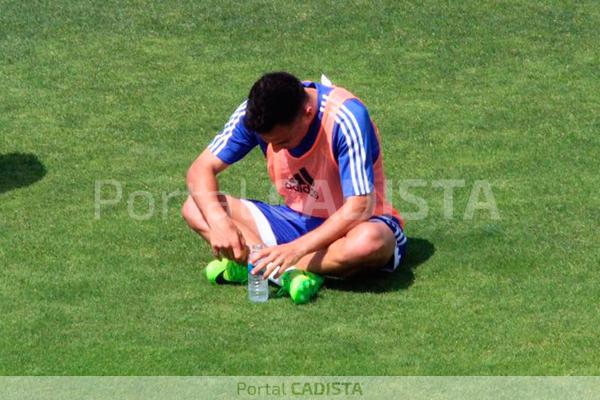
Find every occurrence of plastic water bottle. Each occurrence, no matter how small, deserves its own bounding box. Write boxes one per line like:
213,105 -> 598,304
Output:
248,244 -> 269,303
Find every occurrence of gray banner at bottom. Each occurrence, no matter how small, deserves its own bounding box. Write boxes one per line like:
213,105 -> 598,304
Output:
1,377 -> 599,400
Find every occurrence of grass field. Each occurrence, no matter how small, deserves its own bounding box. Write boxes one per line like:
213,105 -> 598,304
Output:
1,0 -> 599,375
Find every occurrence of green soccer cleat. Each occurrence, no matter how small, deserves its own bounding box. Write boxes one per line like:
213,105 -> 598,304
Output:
205,258 -> 247,284
279,270 -> 324,304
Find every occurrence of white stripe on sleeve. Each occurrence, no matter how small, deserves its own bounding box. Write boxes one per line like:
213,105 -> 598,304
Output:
209,103 -> 246,150
208,101 -> 248,155
335,112 -> 368,194
338,104 -> 371,193
336,119 -> 361,194
323,94 -> 369,194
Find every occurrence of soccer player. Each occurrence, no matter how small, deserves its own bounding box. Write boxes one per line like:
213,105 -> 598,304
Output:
182,72 -> 406,304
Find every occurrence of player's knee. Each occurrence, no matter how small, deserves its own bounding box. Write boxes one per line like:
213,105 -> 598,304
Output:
344,225 -> 388,264
181,196 -> 205,230
181,197 -> 194,222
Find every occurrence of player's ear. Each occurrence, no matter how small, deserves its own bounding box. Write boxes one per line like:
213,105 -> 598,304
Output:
303,101 -> 313,117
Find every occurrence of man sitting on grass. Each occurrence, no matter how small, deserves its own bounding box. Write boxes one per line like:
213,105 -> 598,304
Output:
182,72 -> 406,304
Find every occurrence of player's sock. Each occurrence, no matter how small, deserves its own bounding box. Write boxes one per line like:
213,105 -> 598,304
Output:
267,265 -> 297,286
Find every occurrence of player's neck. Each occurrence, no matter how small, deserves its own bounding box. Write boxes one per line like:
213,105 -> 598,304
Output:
283,88 -> 318,150
300,88 -> 318,136
306,88 -> 318,119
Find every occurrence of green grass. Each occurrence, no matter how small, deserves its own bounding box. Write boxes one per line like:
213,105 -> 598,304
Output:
1,0 -> 599,375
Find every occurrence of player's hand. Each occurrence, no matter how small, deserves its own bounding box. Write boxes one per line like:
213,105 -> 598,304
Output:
250,241 -> 306,279
210,219 -> 248,264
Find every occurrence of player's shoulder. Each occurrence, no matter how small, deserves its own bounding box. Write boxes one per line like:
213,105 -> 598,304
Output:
327,95 -> 371,131
342,97 -> 370,120
228,99 -> 249,122
327,89 -> 375,157
320,86 -> 369,121
222,99 -> 253,136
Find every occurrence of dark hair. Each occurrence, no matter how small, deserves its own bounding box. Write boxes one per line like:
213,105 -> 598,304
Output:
244,72 -> 307,133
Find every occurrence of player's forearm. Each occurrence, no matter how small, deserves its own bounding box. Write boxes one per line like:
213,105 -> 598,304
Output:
296,194 -> 375,255
186,160 -> 229,227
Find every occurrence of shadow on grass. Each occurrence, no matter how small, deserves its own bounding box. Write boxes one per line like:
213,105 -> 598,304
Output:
0,153 -> 47,194
325,237 -> 435,293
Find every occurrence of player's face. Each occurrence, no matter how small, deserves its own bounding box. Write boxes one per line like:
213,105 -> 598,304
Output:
259,106 -> 313,152
260,120 -> 304,151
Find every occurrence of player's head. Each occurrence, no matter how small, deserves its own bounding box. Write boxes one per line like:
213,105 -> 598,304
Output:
245,72 -> 312,150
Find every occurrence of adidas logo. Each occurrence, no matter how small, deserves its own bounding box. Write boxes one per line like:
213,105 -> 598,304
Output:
284,167 -> 319,200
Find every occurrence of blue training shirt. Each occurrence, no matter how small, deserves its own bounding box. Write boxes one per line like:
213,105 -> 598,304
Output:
207,81 -> 380,197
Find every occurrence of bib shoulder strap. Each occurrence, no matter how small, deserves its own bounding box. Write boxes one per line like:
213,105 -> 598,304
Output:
322,87 -> 357,138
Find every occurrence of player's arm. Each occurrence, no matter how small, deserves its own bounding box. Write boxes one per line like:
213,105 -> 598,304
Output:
297,96 -> 379,251
292,192 -> 375,252
186,149 -> 248,262
186,100 -> 257,262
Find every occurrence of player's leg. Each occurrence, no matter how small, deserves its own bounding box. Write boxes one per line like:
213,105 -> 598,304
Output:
294,219 -> 397,278
182,195 -> 265,284
181,195 -> 211,239
181,194 -> 262,245
263,220 -> 398,304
